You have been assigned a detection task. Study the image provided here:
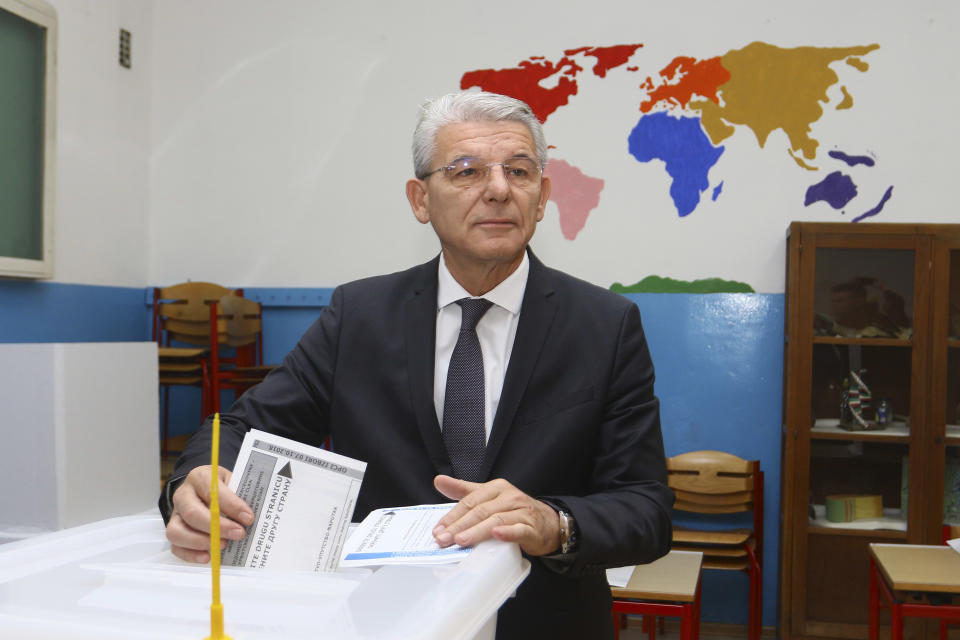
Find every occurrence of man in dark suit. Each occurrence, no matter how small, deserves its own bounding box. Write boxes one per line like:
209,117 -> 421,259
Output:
160,91 -> 673,639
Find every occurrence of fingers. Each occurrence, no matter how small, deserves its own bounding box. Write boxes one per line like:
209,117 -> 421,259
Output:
432,476 -> 562,556
213,468 -> 255,526
167,512 -> 214,563
165,465 -> 255,564
433,475 -> 484,527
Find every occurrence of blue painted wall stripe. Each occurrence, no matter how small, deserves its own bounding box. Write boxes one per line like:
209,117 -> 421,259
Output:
0,281 -> 786,626
143,286 -> 334,308
0,281 -> 148,343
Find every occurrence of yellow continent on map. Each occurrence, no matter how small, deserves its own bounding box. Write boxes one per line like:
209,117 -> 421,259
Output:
690,41 -> 879,161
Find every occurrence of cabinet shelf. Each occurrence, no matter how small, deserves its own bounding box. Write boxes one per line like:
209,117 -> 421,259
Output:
811,419 -> 910,443
808,504 -> 907,534
812,336 -> 912,348
807,526 -> 908,540
946,424 -> 960,446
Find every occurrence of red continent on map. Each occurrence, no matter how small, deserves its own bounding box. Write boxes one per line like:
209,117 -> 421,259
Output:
564,44 -> 644,78
461,58 -> 582,123
461,44 -> 643,122
639,56 -> 730,113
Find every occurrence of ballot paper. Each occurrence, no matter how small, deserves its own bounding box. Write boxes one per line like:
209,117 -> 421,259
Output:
948,537 -> 960,554
339,504 -> 474,567
222,429 -> 366,572
605,565 -> 634,588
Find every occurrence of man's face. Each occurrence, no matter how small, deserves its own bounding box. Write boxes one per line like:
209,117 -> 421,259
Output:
406,120 -> 551,276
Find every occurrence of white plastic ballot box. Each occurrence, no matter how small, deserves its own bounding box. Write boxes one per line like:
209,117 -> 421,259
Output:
0,513 -> 531,639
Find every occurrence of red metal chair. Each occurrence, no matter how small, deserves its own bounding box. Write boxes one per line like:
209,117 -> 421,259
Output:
664,451 -> 764,640
207,293 -> 275,414
152,282 -> 239,457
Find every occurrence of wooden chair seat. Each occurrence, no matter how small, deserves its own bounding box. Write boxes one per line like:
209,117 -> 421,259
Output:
159,375 -> 204,385
703,557 -> 752,571
158,346 -> 207,359
158,362 -> 204,373
672,527 -> 752,546
672,543 -> 753,559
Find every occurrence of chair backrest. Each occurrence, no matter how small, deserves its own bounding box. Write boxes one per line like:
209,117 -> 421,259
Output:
153,282 -> 239,346
667,449 -> 764,568
216,294 -> 262,348
667,450 -> 760,515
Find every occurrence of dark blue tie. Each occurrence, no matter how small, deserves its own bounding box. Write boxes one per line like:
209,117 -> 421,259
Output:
443,298 -> 493,482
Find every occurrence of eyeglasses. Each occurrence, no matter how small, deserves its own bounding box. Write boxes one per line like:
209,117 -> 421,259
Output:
422,156 -> 542,188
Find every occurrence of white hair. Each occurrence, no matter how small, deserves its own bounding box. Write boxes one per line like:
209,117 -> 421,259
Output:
411,91 -> 548,179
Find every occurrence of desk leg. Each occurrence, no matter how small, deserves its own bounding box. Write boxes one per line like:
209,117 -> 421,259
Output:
869,556 -> 879,640
681,607 -> 691,640
693,570 -> 702,640
891,601 -> 903,640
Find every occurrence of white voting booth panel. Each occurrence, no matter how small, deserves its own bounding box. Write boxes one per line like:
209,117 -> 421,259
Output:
0,343 -> 160,538
0,514 -> 531,639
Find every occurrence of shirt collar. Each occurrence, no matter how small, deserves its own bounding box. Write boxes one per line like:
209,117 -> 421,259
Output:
437,251 -> 529,316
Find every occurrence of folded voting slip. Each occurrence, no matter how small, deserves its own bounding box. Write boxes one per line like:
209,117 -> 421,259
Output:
605,565 -> 634,588
339,504 -> 474,567
223,429 -> 366,572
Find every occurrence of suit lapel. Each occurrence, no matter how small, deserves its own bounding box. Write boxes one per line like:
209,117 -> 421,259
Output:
481,251 -> 557,478
403,256 -> 453,476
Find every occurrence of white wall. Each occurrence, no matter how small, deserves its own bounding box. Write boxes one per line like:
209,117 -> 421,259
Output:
26,1 -> 960,290
147,0 -> 960,293
45,0 -> 151,286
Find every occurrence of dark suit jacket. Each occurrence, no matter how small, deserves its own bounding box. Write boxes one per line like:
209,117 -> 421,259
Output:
162,250 -> 673,639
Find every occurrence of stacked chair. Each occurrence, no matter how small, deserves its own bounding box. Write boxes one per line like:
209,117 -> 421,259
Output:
663,450 -> 764,640
153,282 -> 274,456
207,293 -> 275,414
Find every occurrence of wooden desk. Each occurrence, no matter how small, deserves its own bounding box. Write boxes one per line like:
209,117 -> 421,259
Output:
611,550 -> 703,640
868,543 -> 960,640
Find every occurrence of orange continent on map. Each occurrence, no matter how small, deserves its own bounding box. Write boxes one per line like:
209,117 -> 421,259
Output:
640,56 -> 730,113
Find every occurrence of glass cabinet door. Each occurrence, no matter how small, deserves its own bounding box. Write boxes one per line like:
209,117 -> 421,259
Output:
808,247 -> 915,534
943,247 -> 960,538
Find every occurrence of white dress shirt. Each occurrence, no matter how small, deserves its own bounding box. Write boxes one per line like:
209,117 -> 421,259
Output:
434,252 -> 528,443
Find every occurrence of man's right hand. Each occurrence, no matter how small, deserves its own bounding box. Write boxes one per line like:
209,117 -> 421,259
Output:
165,465 -> 255,563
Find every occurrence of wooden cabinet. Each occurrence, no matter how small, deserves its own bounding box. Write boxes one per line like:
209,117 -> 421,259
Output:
780,222 -> 960,640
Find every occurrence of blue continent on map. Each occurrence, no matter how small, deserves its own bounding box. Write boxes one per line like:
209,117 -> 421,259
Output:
628,112 -> 724,217
805,171 -> 858,209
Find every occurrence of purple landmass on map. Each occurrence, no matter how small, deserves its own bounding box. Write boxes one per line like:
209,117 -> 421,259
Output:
828,150 -> 875,167
712,182 -> 723,201
804,171 -> 858,209
852,186 -> 894,222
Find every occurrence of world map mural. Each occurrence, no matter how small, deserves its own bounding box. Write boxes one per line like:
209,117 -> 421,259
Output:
460,42 -> 892,243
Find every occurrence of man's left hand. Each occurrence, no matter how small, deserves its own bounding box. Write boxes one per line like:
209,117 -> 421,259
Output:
432,475 -> 562,556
